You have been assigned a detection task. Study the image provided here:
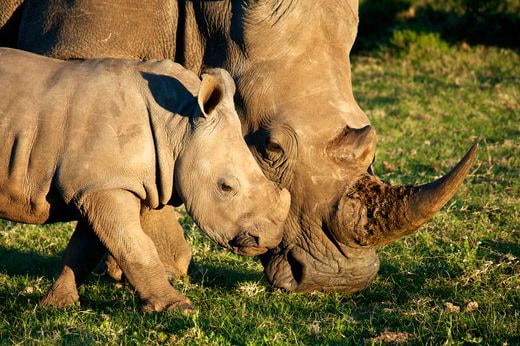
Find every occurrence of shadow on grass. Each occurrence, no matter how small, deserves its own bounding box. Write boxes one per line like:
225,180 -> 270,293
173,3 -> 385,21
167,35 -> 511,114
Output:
364,260 -> 457,303
0,246 -> 61,279
0,291 -> 44,312
189,261 -> 263,289
481,241 -> 520,259
364,95 -> 397,108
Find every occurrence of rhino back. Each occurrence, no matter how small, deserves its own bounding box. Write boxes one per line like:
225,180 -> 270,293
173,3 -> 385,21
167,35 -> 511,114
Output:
18,0 -> 178,60
0,49 -> 158,223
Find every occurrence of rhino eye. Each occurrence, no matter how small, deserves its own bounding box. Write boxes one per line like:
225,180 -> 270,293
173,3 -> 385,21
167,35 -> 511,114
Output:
217,177 -> 239,195
220,182 -> 233,192
266,138 -> 283,152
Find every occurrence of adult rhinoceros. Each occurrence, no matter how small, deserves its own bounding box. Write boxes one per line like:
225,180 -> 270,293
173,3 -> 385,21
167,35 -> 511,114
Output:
0,0 -> 477,292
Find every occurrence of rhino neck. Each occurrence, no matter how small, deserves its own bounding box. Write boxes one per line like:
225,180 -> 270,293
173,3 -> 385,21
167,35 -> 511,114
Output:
144,94 -> 192,208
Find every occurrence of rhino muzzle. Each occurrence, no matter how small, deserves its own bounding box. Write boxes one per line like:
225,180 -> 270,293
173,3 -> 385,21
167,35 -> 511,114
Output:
262,244 -> 380,292
229,232 -> 268,256
229,188 -> 290,256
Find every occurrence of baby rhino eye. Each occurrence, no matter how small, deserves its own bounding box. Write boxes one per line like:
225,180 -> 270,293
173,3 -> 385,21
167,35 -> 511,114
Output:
218,177 -> 239,194
220,182 -> 233,192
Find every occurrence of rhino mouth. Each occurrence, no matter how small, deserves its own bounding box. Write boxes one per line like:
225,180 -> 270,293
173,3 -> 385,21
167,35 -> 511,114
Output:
229,232 -> 268,256
261,216 -> 381,292
263,241 -> 380,292
233,246 -> 268,256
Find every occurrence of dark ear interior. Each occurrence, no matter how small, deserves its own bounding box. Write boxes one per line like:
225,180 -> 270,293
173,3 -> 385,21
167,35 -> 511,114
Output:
198,74 -> 224,117
203,85 -> 222,114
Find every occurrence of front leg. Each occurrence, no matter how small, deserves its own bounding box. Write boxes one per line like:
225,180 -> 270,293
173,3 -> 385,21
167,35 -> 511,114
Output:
79,189 -> 192,312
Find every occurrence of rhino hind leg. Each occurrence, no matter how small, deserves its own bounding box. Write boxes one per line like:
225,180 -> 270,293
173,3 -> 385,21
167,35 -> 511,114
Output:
41,220 -> 105,307
140,207 -> 192,279
102,206 -> 192,282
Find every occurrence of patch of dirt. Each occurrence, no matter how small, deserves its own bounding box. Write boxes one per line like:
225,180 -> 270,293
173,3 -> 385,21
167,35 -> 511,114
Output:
444,302 -> 461,313
383,161 -> 397,172
465,301 -> 479,312
365,331 -> 414,344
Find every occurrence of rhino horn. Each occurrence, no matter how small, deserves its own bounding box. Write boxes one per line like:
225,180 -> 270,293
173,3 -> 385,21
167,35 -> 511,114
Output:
330,142 -> 479,247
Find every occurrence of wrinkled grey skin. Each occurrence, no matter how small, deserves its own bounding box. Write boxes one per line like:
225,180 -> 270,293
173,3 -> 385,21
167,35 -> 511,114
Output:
0,48 -> 290,311
0,0 -> 477,293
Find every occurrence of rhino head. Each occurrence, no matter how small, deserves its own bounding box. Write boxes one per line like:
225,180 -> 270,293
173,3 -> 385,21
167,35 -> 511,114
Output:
175,68 -> 291,256
258,124 -> 477,291
242,84 -> 478,291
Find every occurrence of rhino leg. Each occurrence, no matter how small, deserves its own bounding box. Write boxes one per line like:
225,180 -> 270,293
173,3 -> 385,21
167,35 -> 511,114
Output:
103,206 -> 192,282
142,207 -> 192,278
80,190 -> 192,313
42,221 -> 105,307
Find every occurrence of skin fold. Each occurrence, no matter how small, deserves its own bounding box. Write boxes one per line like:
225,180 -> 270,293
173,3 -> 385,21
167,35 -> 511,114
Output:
0,48 -> 290,311
0,0 -> 477,293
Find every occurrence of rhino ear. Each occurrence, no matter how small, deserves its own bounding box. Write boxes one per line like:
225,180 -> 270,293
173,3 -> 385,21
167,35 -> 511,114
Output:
197,68 -> 236,118
327,125 -> 377,170
197,74 -> 223,118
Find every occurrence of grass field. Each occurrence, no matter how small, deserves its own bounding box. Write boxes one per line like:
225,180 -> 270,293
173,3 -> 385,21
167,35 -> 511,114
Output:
1,9 -> 519,346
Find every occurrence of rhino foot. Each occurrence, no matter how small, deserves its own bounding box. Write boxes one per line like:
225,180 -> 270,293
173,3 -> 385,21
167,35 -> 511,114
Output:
40,266 -> 80,308
41,287 -> 80,308
141,295 -> 193,314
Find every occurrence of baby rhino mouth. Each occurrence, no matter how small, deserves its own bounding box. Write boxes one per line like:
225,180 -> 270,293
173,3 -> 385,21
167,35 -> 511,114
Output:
229,232 -> 268,256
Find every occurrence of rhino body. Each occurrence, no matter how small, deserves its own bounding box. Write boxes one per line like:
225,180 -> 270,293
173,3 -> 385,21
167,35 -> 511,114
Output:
0,1 -> 476,293
0,48 -> 290,310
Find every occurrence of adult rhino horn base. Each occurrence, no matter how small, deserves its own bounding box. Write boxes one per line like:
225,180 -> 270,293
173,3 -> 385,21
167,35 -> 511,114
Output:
329,142 -> 479,247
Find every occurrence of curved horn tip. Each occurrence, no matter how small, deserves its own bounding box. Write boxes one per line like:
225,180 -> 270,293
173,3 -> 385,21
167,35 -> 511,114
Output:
409,140 -> 480,226
435,140 -> 479,188
462,140 -> 480,167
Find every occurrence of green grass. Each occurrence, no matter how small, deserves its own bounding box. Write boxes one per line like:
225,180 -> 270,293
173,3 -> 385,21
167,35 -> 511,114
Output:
355,0 -> 519,53
1,34 -> 519,345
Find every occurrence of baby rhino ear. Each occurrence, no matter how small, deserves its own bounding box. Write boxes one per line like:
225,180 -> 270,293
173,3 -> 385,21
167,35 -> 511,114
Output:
197,68 -> 236,118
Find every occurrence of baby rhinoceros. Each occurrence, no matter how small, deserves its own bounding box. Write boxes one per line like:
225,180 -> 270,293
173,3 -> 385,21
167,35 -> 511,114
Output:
0,48 -> 291,312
